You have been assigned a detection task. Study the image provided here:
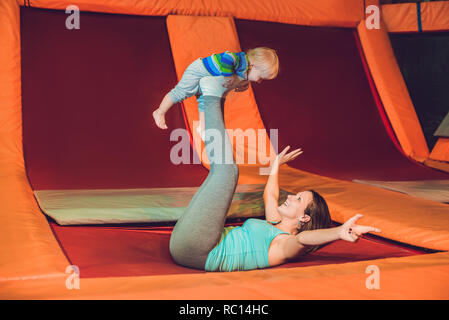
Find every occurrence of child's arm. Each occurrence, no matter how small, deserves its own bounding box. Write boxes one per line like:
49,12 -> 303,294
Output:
158,93 -> 175,114
153,93 -> 175,129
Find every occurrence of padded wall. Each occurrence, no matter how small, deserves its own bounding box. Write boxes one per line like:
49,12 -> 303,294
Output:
235,19 -> 449,181
382,1 -> 449,33
21,7 -> 208,190
388,30 -> 449,166
0,0 -> 70,282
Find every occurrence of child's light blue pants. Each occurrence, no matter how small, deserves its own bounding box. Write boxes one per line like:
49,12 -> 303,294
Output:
168,58 -> 210,112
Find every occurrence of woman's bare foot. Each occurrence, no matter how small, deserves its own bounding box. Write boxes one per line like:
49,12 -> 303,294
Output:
153,109 -> 168,129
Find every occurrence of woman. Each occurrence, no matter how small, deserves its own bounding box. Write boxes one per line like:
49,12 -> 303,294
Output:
169,76 -> 381,272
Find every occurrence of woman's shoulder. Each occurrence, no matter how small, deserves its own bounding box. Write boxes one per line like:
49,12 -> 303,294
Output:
248,219 -> 290,236
244,218 -> 278,225
267,229 -> 296,267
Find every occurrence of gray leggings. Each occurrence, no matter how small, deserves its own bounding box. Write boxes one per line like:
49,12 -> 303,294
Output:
169,95 -> 239,270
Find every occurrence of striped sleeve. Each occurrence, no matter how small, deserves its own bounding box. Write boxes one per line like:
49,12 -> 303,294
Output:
201,51 -> 247,78
215,51 -> 237,76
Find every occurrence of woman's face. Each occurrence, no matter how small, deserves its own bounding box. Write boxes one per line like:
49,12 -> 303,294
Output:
277,191 -> 313,221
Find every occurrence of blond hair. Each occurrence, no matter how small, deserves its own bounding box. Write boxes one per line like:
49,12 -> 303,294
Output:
247,47 -> 279,80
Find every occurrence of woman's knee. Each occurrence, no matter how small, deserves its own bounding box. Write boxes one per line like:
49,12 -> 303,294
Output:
226,163 -> 239,179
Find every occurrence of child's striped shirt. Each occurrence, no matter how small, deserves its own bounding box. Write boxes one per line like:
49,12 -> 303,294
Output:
202,51 -> 248,79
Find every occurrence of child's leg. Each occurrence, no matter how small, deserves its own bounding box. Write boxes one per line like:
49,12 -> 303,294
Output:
169,78 -> 238,270
153,58 -> 207,129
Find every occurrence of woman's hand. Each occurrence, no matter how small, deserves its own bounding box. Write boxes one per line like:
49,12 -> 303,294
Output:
269,146 -> 302,175
338,214 -> 381,242
275,146 -> 303,166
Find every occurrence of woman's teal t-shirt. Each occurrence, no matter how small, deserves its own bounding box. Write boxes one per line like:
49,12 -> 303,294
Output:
204,218 -> 289,272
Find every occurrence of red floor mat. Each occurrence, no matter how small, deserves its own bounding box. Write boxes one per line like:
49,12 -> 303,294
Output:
50,221 -> 427,278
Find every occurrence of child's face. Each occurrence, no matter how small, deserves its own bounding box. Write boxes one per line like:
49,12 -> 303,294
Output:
247,65 -> 263,83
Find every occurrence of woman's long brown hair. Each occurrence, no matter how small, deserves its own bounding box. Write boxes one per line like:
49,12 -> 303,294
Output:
298,190 -> 332,254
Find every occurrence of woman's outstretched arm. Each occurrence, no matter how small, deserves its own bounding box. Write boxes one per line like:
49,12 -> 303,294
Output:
263,146 -> 302,222
298,214 -> 381,246
282,214 -> 381,259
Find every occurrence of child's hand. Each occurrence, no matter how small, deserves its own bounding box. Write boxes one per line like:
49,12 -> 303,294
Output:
222,75 -> 245,90
234,81 -> 249,92
153,108 -> 168,129
222,76 -> 236,89
338,214 -> 381,243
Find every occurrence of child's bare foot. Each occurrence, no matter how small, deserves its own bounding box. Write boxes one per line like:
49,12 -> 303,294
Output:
153,109 -> 168,129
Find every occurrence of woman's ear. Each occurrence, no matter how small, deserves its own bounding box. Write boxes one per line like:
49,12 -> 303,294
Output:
299,215 -> 311,224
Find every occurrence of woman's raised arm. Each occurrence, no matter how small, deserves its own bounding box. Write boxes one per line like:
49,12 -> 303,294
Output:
263,146 -> 302,222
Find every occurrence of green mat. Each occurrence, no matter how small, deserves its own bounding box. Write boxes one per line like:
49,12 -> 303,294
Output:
34,184 -> 290,225
434,111 -> 449,138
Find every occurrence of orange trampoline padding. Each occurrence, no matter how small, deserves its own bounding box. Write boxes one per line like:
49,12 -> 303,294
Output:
25,0 -> 365,27
382,2 -> 449,33
430,137 -> 449,162
49,221 -> 426,278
